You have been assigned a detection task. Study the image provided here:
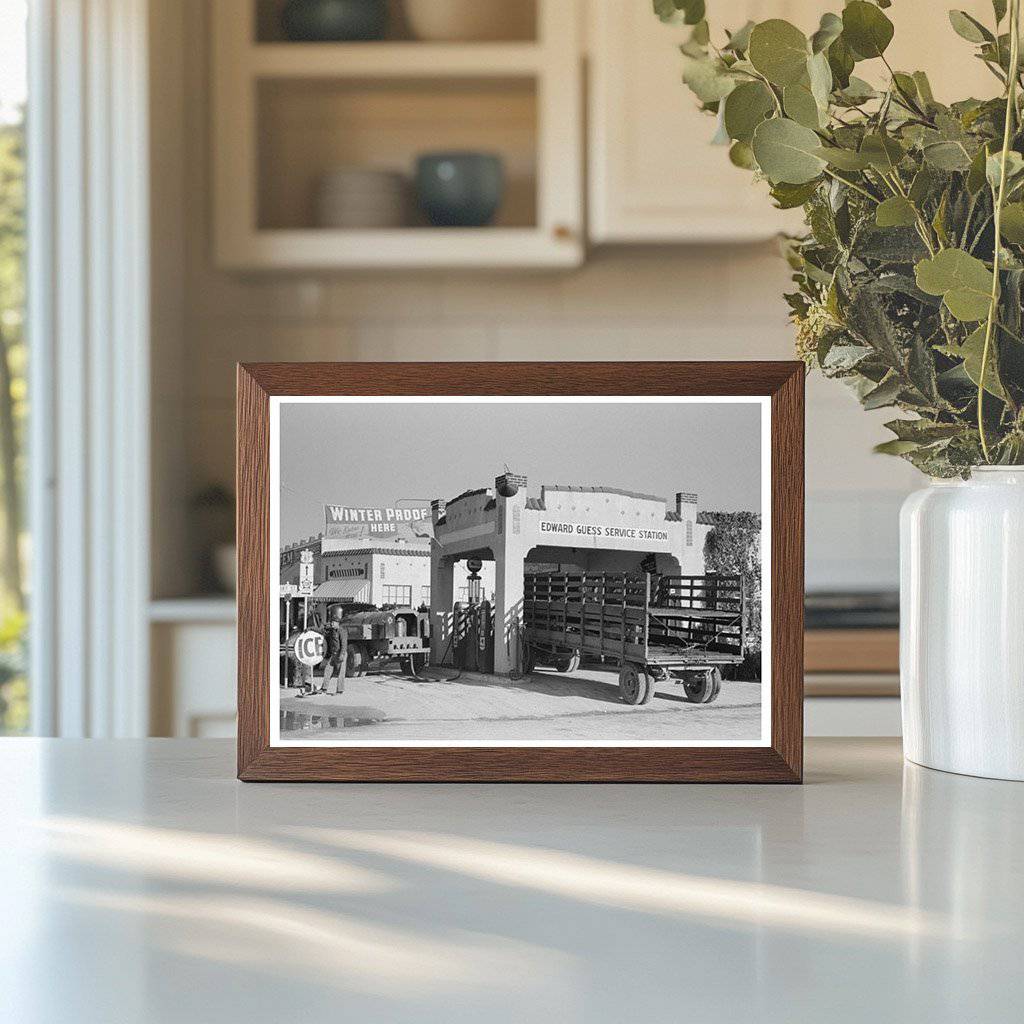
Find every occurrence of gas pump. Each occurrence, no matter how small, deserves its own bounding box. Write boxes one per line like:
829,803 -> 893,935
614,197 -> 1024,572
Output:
454,557 -> 494,672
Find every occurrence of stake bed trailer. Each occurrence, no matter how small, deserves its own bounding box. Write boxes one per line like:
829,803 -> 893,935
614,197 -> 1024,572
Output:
523,572 -> 746,705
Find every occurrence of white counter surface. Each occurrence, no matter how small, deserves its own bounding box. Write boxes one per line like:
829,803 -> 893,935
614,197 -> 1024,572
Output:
1,738 -> 1021,1023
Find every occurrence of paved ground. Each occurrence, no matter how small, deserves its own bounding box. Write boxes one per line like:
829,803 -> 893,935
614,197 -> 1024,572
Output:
279,664 -> 763,742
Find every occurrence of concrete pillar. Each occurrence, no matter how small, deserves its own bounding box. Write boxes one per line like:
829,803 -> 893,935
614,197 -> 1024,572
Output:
429,498 -> 455,666
675,491 -> 701,574
492,472 -> 528,675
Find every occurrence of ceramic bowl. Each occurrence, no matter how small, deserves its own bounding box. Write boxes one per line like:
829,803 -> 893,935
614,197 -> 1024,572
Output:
403,0 -> 533,42
415,152 -> 505,227
281,0 -> 388,42
315,167 -> 409,228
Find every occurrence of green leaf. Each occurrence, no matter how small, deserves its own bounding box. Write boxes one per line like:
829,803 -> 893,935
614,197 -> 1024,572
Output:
728,140 -> 758,169
689,20 -> 711,46
654,0 -> 705,25
810,12 -> 843,54
875,196 -> 918,228
724,20 -> 755,53
986,150 -> 1024,190
815,145 -> 872,170
932,190 -> 950,247
912,71 -> 935,105
909,165 -> 936,205
874,439 -> 922,455
681,55 -> 737,103
923,140 -> 973,171
860,133 -> 905,173
1000,202 -> 1024,242
885,418 -> 963,443
959,324 -> 1007,398
653,0 -> 677,23
835,76 -> 878,105
783,83 -> 822,129
770,179 -> 820,209
723,81 -> 775,143
827,35 -> 855,89
807,51 -> 833,109
915,249 -> 994,321
948,10 -> 994,44
967,143 -> 993,193
862,374 -> 902,410
752,117 -> 827,184
748,19 -> 810,87
842,1 -> 894,60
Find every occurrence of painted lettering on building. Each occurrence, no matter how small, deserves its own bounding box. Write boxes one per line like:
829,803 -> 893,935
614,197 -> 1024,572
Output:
538,521 -> 669,543
324,504 -> 433,540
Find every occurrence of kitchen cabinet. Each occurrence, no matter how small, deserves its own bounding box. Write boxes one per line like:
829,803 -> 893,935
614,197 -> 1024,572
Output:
211,0 -> 583,269
587,0 -> 999,244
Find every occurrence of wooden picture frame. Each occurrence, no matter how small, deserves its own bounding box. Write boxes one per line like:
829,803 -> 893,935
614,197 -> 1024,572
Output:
237,362 -> 804,782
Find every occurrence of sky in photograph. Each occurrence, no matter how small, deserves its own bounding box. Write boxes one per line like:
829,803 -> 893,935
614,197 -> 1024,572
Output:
279,399 -> 763,544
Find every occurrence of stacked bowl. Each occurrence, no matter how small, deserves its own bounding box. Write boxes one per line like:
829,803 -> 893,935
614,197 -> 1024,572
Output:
314,167 -> 409,229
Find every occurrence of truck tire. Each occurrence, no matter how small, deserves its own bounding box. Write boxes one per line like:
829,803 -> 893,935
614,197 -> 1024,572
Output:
683,668 -> 722,704
618,663 -> 649,705
400,653 -> 427,677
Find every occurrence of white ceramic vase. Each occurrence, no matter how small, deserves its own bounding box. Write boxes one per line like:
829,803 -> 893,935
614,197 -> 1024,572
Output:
900,467 -> 1024,780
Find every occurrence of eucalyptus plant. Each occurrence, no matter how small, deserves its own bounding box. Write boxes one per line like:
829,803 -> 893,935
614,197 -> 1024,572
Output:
658,0 -> 1024,475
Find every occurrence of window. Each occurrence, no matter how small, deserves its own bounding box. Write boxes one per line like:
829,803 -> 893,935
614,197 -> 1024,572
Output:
382,585 -> 412,606
0,2 -> 27,734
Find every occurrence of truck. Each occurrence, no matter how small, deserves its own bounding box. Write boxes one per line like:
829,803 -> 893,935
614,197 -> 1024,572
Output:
339,606 -> 431,677
522,571 -> 746,705
280,597 -> 431,681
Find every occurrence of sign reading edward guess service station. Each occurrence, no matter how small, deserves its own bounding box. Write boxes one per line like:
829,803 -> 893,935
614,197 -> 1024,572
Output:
538,520 -> 670,545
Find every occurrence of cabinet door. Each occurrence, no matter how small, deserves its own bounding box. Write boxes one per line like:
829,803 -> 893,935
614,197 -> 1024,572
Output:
588,1 -> 1003,245
588,1 -> 814,243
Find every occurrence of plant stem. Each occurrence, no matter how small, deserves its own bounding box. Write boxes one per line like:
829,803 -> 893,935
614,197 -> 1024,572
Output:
979,0 -> 1021,463
821,167 -> 879,203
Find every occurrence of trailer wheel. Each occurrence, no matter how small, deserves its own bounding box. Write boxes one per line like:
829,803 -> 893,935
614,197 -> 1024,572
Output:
347,645 -> 366,678
521,643 -> 536,675
618,663 -> 649,705
641,670 -> 657,704
683,668 -> 722,704
554,651 -> 580,673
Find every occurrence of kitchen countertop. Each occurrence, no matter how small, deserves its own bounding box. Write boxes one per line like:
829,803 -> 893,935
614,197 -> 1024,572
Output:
2,738 -> 1021,1023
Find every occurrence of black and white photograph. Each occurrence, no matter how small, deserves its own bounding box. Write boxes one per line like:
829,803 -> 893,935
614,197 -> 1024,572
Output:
271,396 -> 770,746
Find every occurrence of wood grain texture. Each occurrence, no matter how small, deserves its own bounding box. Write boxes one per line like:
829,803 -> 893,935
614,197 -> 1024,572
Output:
236,361 -> 805,783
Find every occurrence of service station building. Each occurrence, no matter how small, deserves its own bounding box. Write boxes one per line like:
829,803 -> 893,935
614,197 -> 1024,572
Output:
430,472 -> 711,674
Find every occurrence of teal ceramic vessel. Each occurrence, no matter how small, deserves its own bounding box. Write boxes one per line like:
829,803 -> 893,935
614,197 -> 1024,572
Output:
415,152 -> 505,227
280,0 -> 388,42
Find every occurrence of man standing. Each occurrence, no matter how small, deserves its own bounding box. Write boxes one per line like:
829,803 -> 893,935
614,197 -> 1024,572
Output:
322,605 -> 349,696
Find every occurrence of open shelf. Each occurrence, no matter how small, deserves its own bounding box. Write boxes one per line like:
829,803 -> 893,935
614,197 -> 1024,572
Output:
254,0 -> 538,45
249,42 -> 544,78
213,0 -> 581,268
257,76 -> 537,232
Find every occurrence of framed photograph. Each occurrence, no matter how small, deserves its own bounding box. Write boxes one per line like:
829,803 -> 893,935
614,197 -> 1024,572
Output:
237,362 -> 803,782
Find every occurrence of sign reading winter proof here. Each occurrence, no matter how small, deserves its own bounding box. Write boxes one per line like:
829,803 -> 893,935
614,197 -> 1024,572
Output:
323,504 -> 433,541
